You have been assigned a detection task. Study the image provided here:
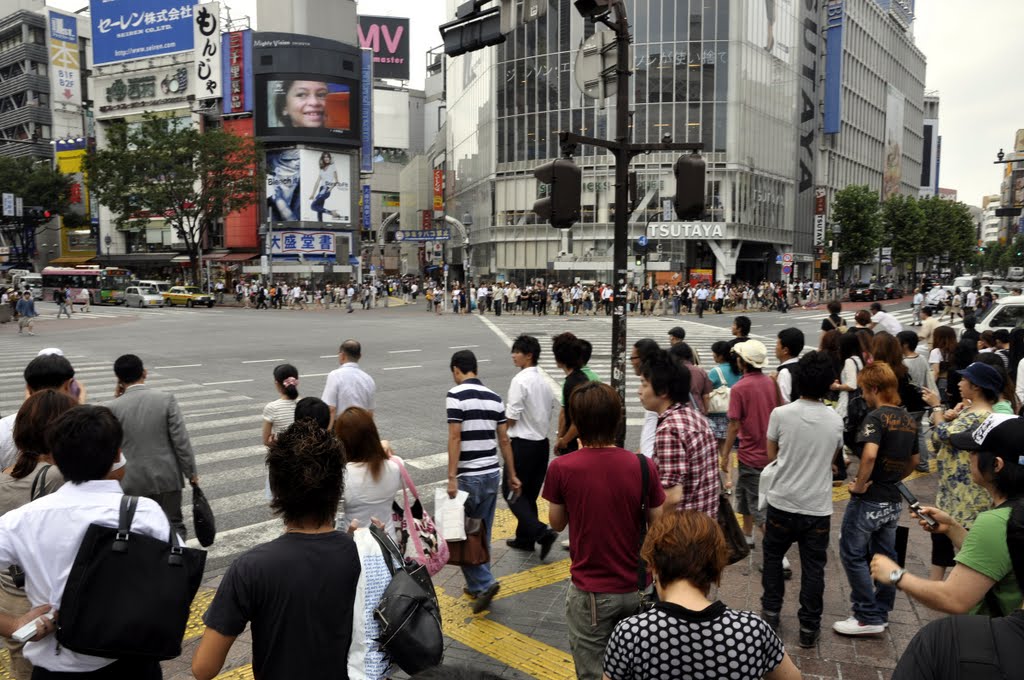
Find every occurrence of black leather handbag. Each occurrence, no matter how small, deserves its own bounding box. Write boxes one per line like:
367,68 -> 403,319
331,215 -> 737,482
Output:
57,495 -> 206,660
369,524 -> 444,675
191,481 -> 216,547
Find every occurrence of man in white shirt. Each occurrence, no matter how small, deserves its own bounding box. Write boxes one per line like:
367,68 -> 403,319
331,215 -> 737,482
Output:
695,285 -> 711,318
868,302 -> 903,335
0,405 -> 170,677
774,328 -> 805,404
911,288 -> 924,326
964,289 -> 978,317
321,339 -> 376,426
631,339 -> 661,457
917,305 -> 939,351
504,335 -> 559,557
476,285 -> 488,315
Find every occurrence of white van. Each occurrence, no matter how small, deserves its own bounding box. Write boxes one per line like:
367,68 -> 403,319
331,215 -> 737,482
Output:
134,280 -> 172,294
17,273 -> 42,300
978,295 -> 1024,332
1007,267 -> 1024,281
952,276 -> 980,291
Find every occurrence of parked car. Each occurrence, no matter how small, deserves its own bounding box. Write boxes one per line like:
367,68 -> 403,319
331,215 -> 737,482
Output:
162,286 -> 214,308
124,286 -> 165,308
849,284 -> 884,302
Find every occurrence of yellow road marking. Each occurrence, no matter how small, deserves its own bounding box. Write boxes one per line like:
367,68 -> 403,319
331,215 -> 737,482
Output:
494,559 -> 571,601
185,588 -> 216,641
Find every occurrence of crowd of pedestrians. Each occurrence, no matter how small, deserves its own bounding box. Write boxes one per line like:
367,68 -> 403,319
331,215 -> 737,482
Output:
0,287 -> 1023,678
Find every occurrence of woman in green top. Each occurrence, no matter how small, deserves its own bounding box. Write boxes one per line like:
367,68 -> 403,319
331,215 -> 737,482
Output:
974,352 -> 1019,415
869,412 -> 1024,617
923,361 -> 1001,580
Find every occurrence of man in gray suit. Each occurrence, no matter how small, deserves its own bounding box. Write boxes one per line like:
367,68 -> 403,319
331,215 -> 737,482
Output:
106,354 -> 198,537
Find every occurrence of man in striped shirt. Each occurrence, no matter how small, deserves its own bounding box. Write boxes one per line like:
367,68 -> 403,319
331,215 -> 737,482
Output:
446,350 -> 522,613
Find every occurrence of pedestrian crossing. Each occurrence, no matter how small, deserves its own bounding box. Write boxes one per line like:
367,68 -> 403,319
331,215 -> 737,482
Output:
30,305 -> 224,321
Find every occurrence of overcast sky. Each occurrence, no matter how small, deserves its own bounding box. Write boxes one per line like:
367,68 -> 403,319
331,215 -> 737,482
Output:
56,0 -> 1019,207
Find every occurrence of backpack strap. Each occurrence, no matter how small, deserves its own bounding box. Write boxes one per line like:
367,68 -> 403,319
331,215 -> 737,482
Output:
637,454 -> 649,593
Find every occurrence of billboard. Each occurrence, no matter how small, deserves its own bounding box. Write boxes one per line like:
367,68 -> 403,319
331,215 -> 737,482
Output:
357,16 -> 410,81
266,149 -> 352,224
252,33 -> 362,146
90,0 -> 195,66
94,66 -> 191,118
270,230 -> 337,257
193,2 -> 221,99
823,1 -> 844,135
882,85 -> 906,200
223,30 -> 253,115
48,11 -> 81,106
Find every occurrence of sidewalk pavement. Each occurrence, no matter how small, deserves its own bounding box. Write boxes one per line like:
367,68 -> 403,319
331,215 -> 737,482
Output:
162,462 -> 943,680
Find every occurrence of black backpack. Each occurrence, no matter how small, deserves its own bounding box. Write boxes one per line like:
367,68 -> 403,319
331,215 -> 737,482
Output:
368,524 -> 444,675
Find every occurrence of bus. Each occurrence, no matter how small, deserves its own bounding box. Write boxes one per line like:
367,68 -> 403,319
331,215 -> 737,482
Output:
40,266 -> 133,305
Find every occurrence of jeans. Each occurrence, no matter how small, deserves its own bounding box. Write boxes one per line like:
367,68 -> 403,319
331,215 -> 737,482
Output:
504,438 -> 549,545
839,497 -> 901,625
458,471 -> 500,594
565,585 -> 641,680
761,505 -> 830,631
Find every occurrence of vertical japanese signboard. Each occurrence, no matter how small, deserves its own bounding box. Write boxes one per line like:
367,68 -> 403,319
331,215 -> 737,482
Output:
433,169 -> 444,212
48,11 -> 81,106
222,30 -> 253,114
193,3 -> 222,99
360,48 -> 374,174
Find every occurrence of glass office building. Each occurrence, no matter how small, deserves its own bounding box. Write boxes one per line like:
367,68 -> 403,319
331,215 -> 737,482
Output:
444,0 -> 923,282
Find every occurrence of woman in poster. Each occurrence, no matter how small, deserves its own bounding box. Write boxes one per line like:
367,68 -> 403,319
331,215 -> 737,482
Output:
308,152 -> 344,222
274,80 -> 328,128
266,149 -> 301,221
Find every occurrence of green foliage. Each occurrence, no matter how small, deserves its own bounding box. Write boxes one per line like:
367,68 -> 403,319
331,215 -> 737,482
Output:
881,194 -> 925,271
832,185 -> 882,264
0,156 -> 72,216
84,115 -> 263,278
918,197 -> 977,274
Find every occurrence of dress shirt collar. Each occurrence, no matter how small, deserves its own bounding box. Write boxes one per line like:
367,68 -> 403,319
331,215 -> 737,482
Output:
54,479 -> 123,497
657,401 -> 687,424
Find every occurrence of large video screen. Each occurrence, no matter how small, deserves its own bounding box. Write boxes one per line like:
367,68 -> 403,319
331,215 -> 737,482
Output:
257,76 -> 358,143
266,148 -> 352,224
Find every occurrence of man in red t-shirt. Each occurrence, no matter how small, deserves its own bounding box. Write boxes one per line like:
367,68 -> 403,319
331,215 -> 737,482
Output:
720,340 -> 779,548
542,382 -> 665,680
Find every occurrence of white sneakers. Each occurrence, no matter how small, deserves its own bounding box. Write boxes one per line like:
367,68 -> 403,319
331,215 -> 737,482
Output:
782,556 -> 792,571
832,617 -> 887,636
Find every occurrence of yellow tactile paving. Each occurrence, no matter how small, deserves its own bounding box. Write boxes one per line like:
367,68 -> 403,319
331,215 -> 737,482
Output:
215,664 -> 254,679
831,459 -> 935,503
494,559 -> 571,601
0,649 -> 11,680
184,588 -> 216,641
492,498 -> 551,541
439,589 -> 576,679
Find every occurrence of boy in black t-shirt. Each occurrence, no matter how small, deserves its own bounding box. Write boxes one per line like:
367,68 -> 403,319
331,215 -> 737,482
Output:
193,420 -> 361,680
834,362 -> 920,638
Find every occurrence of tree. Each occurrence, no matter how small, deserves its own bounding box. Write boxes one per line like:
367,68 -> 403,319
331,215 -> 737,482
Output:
0,156 -> 73,267
918,197 -> 977,275
85,116 -> 263,282
881,194 -> 925,278
831,185 -> 882,266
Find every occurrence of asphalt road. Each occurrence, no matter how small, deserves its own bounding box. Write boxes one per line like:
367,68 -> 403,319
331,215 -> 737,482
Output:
0,296 -> 958,575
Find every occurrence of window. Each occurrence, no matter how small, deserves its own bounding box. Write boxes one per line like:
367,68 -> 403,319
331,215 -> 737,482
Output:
985,305 -> 1024,330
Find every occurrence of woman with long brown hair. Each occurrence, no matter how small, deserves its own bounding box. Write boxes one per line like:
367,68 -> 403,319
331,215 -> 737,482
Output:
929,325 -> 958,404
871,332 -> 926,414
334,407 -> 402,538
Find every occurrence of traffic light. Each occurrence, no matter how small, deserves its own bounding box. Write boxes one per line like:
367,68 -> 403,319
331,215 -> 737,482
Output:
635,240 -> 647,268
533,158 -> 582,230
25,207 -> 51,220
574,0 -> 612,18
440,8 -> 506,57
673,153 -> 706,221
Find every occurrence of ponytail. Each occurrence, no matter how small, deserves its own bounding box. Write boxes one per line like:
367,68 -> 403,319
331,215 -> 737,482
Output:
273,363 -> 299,400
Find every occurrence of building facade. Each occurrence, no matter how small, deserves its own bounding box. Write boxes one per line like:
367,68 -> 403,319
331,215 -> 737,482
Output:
443,0 -> 926,284
919,92 -> 939,197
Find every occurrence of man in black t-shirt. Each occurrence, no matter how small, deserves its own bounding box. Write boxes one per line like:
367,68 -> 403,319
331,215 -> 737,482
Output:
193,420 -> 361,680
553,333 -> 590,456
834,361 -> 919,638
893,611 -> 1024,680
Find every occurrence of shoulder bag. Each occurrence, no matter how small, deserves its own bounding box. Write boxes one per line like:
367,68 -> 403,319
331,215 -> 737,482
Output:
390,460 -> 449,576
57,495 -> 206,660
446,517 -> 489,567
636,454 -> 655,611
369,524 -> 444,675
717,492 -> 751,565
191,480 -> 216,548
707,366 -> 731,414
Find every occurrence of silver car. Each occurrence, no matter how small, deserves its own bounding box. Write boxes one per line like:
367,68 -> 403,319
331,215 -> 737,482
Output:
124,285 -> 165,308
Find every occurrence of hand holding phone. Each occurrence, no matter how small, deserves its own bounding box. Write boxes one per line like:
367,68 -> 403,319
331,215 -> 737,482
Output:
896,482 -> 939,529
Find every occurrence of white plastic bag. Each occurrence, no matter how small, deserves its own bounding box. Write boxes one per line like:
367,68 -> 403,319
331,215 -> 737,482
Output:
434,488 -> 468,541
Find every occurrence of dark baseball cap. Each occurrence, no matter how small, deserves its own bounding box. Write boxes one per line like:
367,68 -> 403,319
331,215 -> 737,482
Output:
668,326 -> 686,340
950,414 -> 1024,467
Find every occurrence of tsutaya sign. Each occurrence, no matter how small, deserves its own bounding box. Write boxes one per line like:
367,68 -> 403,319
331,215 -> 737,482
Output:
647,223 -> 724,239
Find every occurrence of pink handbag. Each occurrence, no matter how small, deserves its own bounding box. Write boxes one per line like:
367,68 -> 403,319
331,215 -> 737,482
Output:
391,460 -> 450,576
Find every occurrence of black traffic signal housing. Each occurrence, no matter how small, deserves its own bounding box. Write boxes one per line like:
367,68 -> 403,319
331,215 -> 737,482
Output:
634,240 -> 647,268
25,207 -> 51,220
533,158 -> 582,230
673,153 -> 706,221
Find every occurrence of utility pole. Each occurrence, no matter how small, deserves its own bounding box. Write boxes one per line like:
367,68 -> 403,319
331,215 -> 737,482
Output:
609,3 -> 630,436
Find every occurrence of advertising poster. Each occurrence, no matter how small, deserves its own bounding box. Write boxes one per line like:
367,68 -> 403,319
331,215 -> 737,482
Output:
90,0 -> 195,65
270,230 -> 336,256
882,85 -> 906,200
688,268 -> 714,286
433,169 -> 444,211
357,16 -> 410,81
48,11 -> 81,106
299,149 -> 351,224
266,149 -> 301,222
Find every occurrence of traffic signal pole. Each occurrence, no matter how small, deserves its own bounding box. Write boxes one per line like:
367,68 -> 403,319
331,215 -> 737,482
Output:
560,2 -> 702,446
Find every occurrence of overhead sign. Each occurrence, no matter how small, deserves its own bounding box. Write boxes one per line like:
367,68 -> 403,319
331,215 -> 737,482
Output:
222,30 -> 253,114
193,2 -> 222,100
48,11 -> 81,107
362,184 -> 372,230
269,230 -> 337,256
360,48 -> 374,174
90,0 -> 195,66
394,229 -> 451,242
357,16 -> 410,81
823,0 -> 844,135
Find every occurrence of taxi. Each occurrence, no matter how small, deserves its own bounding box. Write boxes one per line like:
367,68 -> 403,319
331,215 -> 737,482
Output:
162,286 -> 215,308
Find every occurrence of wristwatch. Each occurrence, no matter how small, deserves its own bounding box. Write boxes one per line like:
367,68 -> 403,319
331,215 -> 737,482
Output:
890,567 -> 906,587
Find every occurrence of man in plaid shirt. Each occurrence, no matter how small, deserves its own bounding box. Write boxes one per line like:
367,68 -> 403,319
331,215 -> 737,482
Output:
638,349 -> 719,517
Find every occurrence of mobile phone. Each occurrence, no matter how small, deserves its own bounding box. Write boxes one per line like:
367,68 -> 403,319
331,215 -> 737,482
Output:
896,482 -> 938,529
12,611 -> 54,643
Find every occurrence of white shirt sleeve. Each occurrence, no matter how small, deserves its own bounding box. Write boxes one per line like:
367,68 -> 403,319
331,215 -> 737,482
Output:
321,371 -> 339,408
505,375 -> 525,422
777,369 -> 793,404
928,348 -> 942,365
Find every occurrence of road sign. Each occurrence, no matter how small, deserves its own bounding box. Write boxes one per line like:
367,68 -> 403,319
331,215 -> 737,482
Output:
775,255 -> 783,264
637,235 -> 648,247
782,252 -> 794,263
1,193 -> 12,217
782,265 -> 792,275
444,264 -> 449,273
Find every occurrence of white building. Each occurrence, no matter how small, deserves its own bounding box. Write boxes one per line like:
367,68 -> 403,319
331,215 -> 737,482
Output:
982,195 -> 1002,244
